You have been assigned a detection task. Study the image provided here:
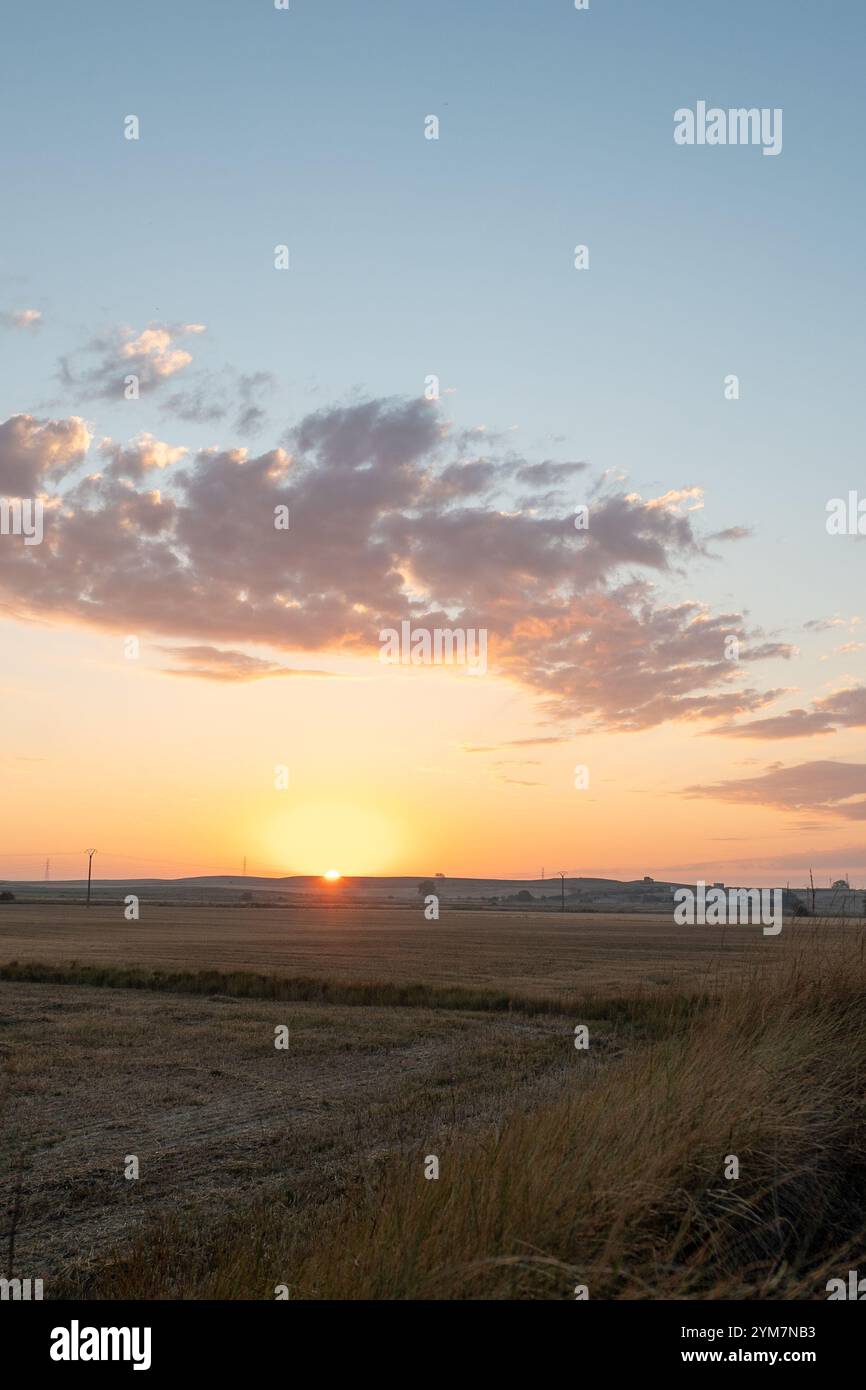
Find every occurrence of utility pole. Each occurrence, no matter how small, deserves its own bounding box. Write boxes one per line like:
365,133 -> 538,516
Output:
44,857 -> 50,882
243,855 -> 247,877
809,867 -> 815,913
86,848 -> 97,907
558,871 -> 566,913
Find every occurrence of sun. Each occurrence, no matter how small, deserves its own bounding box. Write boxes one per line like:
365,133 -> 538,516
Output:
323,869 -> 341,881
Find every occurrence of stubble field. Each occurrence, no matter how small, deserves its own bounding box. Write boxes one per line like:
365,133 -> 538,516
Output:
1,904 -> 863,1299
0,901 -> 808,996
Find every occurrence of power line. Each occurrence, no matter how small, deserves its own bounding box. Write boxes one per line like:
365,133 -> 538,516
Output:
1,849 -> 251,871
1,850 -> 95,859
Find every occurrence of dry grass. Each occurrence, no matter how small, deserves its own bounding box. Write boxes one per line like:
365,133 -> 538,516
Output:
276,931 -> 866,1301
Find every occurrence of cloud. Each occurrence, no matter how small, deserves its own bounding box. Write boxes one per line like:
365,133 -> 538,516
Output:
235,404 -> 266,435
423,459 -> 499,502
718,685 -> 866,739
678,844 -> 866,874
463,736 -> 571,752
706,525 -> 752,543
515,460 -> 588,486
686,759 -> 866,819
234,372 -> 275,436
0,394 -> 793,729
155,644 -> 335,682
0,413 -> 91,496
1,308 -> 42,330
59,323 -> 204,399
804,616 -> 846,633
164,367 -> 275,436
99,434 -> 188,480
632,486 -> 703,514
162,381 -> 226,423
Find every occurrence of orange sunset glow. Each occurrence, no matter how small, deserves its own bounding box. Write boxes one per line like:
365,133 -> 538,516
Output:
3,618 -> 865,889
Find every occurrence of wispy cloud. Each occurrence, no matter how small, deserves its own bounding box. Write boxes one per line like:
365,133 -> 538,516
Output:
717,685 -> 866,739
463,736 -> 571,752
686,759 -> 866,819
59,322 -> 205,399
1,307 -> 42,329
155,645 -> 337,683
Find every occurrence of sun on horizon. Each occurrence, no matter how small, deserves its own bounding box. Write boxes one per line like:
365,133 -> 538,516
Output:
323,869 -> 342,881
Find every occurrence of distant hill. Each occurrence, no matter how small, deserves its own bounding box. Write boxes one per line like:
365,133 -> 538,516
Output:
4,873 -> 854,912
0,872 -> 691,910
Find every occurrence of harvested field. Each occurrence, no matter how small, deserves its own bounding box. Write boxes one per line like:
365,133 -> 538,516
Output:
0,902 -> 835,998
1,905 -> 863,1299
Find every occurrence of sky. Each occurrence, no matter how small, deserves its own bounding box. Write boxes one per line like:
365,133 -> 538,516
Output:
2,0 -> 866,885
